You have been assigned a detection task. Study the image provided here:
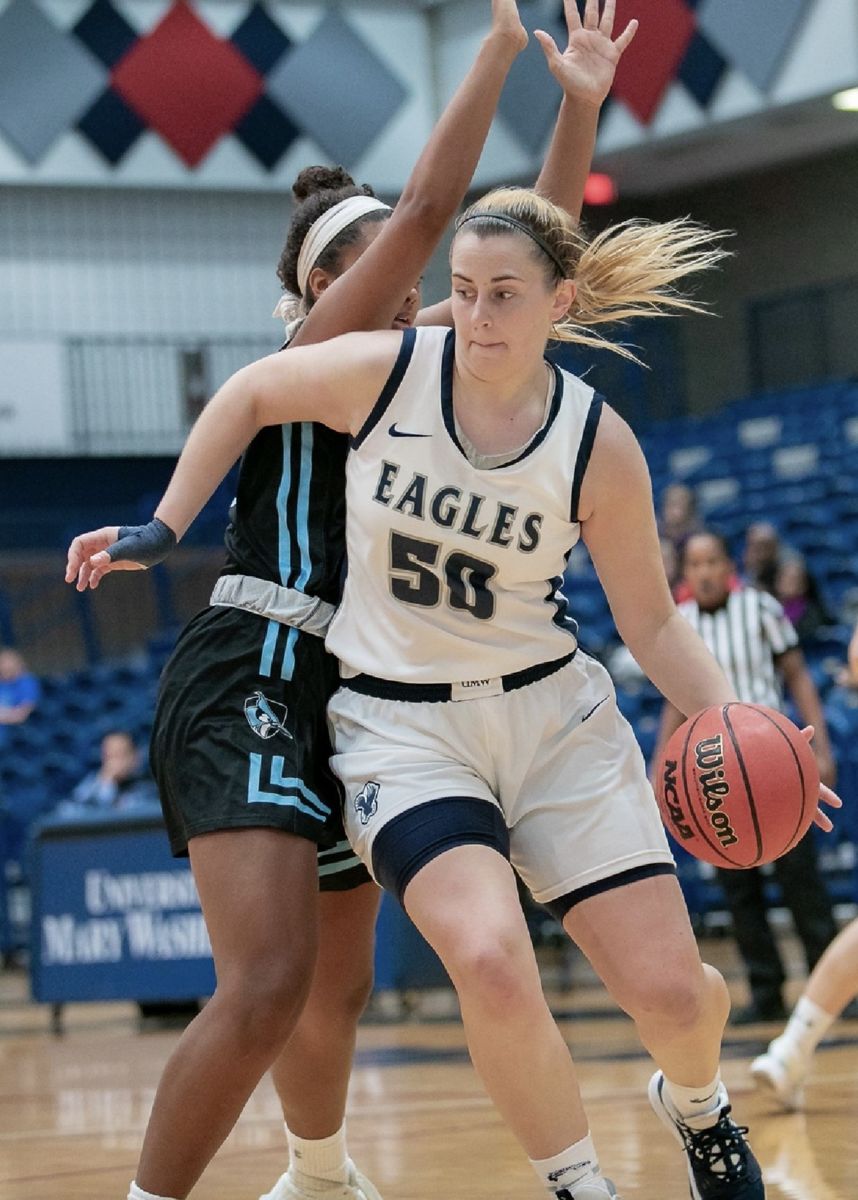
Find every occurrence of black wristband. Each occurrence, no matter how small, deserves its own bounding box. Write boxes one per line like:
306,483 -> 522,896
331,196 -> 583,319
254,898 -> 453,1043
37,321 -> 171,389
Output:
108,517 -> 178,568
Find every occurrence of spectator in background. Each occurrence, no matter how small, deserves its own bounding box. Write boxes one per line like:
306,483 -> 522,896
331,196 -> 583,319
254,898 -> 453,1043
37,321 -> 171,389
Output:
58,730 -> 157,815
653,531 -> 838,1024
657,483 -> 702,571
0,648 -> 40,729
742,521 -> 805,596
775,557 -> 832,648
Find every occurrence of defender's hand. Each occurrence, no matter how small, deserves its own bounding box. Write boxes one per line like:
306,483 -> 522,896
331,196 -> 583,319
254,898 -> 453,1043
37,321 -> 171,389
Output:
535,0 -> 638,108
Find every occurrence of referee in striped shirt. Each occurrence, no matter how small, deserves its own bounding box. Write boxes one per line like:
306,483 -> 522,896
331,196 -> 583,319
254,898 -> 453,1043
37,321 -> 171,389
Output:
653,530 -> 837,1025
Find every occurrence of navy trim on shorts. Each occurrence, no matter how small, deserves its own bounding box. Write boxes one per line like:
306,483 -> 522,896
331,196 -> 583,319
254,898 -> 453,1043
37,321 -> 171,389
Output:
351,326 -> 417,449
342,650 -> 576,703
371,796 -> 510,903
543,862 -> 677,922
570,392 -> 604,522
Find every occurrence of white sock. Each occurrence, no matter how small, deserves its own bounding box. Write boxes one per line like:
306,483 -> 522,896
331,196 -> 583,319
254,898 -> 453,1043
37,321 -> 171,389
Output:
775,996 -> 836,1063
530,1132 -> 604,1194
662,1072 -> 725,1127
128,1183 -> 179,1200
286,1121 -> 351,1187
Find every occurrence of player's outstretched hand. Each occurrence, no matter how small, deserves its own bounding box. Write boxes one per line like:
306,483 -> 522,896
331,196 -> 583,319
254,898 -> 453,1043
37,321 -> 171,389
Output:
535,0 -> 637,108
490,0 -> 528,55
65,518 -> 177,591
801,725 -> 842,831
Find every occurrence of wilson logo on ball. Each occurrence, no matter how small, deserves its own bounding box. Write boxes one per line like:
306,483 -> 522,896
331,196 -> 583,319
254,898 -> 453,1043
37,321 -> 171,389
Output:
693,734 -> 738,849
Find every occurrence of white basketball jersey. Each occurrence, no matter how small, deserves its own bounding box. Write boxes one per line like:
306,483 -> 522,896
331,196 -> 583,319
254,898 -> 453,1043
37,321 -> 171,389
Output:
326,326 -> 603,683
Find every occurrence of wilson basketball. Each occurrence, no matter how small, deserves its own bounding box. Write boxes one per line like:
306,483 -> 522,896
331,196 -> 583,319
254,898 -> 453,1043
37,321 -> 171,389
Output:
656,703 -> 819,869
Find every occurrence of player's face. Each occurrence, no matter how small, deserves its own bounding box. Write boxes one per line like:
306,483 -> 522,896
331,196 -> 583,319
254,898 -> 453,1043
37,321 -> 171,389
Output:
683,536 -> 733,608
449,231 -> 574,379
328,220 -> 422,329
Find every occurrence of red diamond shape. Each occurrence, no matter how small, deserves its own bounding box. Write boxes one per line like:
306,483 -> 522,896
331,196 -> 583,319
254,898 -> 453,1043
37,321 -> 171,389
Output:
611,0 -> 696,124
112,1 -> 263,167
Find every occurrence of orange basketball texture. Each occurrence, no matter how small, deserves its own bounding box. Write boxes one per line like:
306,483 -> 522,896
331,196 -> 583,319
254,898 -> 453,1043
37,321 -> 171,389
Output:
656,703 -> 819,869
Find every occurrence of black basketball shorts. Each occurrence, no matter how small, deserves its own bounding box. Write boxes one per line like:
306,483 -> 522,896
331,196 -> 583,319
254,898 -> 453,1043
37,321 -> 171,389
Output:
150,604 -> 370,891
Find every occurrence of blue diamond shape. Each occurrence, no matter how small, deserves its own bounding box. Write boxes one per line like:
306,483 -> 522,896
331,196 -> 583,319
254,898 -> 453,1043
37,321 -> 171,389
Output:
73,0 -> 138,70
267,11 -> 407,168
231,2 -> 291,76
499,8 -> 566,154
78,88 -> 145,164
234,94 -> 300,170
697,0 -> 807,91
0,0 -> 107,163
677,32 -> 726,106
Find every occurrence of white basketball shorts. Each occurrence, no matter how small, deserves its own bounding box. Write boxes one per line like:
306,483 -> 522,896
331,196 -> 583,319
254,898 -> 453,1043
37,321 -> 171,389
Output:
328,652 -> 674,906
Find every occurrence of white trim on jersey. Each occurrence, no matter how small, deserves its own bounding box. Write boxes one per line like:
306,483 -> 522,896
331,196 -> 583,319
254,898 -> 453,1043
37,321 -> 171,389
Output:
677,586 -> 799,708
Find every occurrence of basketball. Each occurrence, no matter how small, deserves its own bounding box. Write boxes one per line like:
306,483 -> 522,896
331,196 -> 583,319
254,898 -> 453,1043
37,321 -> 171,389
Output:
656,703 -> 819,869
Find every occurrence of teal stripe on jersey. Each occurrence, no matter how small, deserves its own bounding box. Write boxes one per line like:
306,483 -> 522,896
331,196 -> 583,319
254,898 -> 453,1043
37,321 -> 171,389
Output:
247,753 -> 331,820
281,625 -> 298,681
318,852 -> 362,876
260,619 -> 280,677
276,424 -> 292,587
294,423 -> 314,589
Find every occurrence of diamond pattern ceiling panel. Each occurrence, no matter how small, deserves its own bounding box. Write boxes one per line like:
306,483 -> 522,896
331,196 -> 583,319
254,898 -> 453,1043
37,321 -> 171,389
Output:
697,0 -> 808,92
0,0 -> 107,163
498,8 -> 567,154
266,11 -> 407,168
112,1 -> 264,167
610,0 -> 696,123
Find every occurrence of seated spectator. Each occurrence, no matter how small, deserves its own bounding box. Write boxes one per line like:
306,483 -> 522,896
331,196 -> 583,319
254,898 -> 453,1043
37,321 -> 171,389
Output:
742,522 -> 799,595
0,647 -> 40,728
775,557 -> 832,647
57,730 -> 157,815
657,483 -> 702,572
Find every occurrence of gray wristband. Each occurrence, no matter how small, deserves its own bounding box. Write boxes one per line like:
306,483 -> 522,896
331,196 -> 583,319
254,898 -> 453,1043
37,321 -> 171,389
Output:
108,518 -> 177,567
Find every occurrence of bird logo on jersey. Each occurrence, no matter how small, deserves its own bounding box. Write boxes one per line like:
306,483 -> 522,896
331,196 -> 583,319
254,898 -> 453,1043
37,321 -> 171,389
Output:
354,780 -> 380,825
244,691 -> 293,741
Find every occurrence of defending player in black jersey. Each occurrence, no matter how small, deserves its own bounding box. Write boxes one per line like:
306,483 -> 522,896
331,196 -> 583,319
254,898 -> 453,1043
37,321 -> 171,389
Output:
65,4 -> 640,1198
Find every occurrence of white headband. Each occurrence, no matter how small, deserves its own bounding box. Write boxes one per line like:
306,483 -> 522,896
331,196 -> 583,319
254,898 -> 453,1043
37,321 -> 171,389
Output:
296,195 -> 390,296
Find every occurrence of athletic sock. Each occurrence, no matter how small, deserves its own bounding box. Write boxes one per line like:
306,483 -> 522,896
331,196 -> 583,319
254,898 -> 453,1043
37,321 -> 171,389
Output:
128,1183 -> 179,1200
662,1072 -> 725,1127
530,1132 -> 603,1194
775,995 -> 836,1063
286,1121 -> 351,1187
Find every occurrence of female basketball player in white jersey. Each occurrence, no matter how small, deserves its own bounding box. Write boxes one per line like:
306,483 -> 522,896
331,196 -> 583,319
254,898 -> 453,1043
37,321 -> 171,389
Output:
64,7 -> 648,1200
71,179 -> 843,1197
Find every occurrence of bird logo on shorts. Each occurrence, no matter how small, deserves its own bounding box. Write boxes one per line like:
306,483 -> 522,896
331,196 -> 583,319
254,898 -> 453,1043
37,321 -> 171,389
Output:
244,691 -> 293,741
354,780 -> 380,825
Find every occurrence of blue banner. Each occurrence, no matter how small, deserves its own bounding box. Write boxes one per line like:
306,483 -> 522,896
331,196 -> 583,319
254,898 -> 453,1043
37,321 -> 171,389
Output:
30,813 -> 215,1003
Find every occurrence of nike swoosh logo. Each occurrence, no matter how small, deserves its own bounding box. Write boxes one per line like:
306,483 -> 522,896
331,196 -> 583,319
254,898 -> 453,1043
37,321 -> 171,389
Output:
389,423 -> 431,438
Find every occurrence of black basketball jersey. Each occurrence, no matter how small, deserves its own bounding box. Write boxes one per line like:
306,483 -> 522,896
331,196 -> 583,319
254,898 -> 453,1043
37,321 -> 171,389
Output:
222,419 -> 348,605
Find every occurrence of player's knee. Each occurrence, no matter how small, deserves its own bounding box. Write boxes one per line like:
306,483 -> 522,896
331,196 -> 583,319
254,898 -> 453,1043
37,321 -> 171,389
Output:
320,965 -> 375,1026
625,965 -> 707,1031
448,929 -> 539,1015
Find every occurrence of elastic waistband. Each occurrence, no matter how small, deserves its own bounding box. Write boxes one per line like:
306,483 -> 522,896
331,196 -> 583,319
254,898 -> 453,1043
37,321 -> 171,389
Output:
341,651 -> 576,703
210,574 -> 336,638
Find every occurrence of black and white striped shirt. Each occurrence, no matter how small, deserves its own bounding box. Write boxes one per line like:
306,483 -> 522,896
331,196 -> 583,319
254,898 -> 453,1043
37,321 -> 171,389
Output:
677,586 -> 799,708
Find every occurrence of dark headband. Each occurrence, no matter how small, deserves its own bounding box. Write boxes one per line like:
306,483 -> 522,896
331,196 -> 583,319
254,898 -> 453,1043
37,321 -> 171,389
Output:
455,211 -> 568,277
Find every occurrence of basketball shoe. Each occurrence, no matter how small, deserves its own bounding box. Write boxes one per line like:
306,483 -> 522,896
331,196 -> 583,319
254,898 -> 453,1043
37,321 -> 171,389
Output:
750,1037 -> 807,1111
648,1071 -> 764,1198
555,1179 -> 621,1198
258,1164 -> 382,1200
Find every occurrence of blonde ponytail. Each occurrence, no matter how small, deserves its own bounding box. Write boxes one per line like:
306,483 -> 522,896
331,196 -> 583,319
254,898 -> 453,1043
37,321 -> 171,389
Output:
557,218 -> 731,363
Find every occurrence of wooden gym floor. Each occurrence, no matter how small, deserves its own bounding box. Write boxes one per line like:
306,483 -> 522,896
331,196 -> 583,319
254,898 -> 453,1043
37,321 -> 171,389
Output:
2,936 -> 857,1200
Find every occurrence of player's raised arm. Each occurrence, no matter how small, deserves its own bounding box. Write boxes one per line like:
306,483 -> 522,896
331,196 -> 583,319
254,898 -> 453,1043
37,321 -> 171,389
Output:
292,0 -> 527,347
417,0 -> 637,327
65,332 -> 401,591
